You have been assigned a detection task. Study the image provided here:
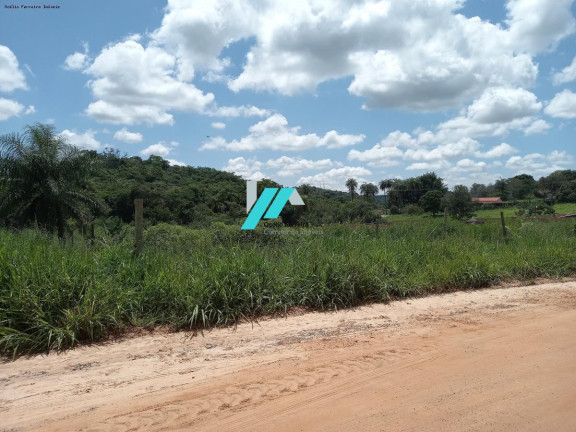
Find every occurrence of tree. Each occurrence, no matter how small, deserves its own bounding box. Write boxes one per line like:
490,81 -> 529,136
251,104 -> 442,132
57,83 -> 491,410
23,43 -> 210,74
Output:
359,182 -> 378,200
345,178 -> 358,198
508,174 -> 535,202
443,185 -> 474,220
0,123 -> 105,239
379,179 -> 393,194
494,178 -> 509,200
419,190 -> 444,216
386,172 -> 446,208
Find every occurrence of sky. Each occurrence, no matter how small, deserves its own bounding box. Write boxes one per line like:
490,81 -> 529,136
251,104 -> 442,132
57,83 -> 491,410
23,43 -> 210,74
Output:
1,0 -> 576,191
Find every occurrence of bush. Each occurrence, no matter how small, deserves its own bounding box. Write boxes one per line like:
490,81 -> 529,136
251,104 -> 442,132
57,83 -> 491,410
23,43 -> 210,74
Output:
516,203 -> 556,217
144,223 -> 207,252
402,204 -> 424,215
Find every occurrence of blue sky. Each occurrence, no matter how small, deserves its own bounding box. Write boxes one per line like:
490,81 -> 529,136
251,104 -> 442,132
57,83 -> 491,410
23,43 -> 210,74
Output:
1,0 -> 576,190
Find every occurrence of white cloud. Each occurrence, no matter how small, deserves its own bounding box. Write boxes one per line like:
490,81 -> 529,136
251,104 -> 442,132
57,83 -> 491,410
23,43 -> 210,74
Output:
451,158 -> 487,173
64,50 -> 89,71
0,45 -> 27,92
222,157 -> 266,180
466,87 -> 541,124
505,151 -> 574,175
265,156 -> 340,176
204,105 -> 271,118
113,127 -> 143,143
167,159 -> 187,166
523,119 -> 552,135
553,56 -> 576,85
0,98 -> 26,121
404,138 -> 481,161
545,90 -> 576,119
140,142 -> 172,156
297,166 -> 372,191
506,0 -> 576,53
347,86 -> 547,167
348,143 -> 404,167
211,122 -> 226,129
406,161 -> 451,171
86,100 -> 175,126
83,40 -> 214,125
148,0 -> 570,112
475,143 -> 518,159
59,129 -> 101,150
200,114 -> 364,151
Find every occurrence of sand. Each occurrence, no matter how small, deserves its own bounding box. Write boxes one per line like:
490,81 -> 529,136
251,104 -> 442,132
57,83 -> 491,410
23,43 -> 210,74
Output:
1,281 -> 575,431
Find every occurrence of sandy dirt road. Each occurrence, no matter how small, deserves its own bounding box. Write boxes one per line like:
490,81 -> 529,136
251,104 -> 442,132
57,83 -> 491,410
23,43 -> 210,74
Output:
1,281 -> 576,432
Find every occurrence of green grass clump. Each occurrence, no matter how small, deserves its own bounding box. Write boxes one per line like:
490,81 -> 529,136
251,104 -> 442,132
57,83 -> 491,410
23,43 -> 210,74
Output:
1,219 -> 575,356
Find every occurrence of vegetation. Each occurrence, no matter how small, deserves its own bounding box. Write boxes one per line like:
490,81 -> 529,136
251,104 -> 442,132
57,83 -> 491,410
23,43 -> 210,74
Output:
2,219 -> 576,356
0,124 -> 104,239
1,123 -> 576,357
419,190 -> 444,216
443,185 -> 474,220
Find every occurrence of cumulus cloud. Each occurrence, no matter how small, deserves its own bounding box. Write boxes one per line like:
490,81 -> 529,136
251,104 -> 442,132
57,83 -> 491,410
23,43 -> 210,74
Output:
0,45 -> 27,92
523,119 -> 552,135
144,0 -> 576,112
222,157 -> 266,180
86,101 -> 175,126
265,156 -> 341,176
63,44 -> 90,71
0,46 -> 34,121
404,138 -> 481,162
82,40 -> 214,125
545,90 -> 576,119
475,143 -> 519,159
0,98 -> 26,121
204,105 -> 271,118
553,56 -> 576,85
506,151 -> 574,175
450,158 -> 487,173
113,127 -> 143,143
167,159 -> 187,166
347,86 -> 547,167
211,122 -> 226,129
59,129 -> 101,150
406,161 -> 451,171
506,0 -> 576,53
297,166 -> 373,191
466,87 -> 541,124
140,142 -> 172,156
201,114 -> 364,151
347,140 -> 404,167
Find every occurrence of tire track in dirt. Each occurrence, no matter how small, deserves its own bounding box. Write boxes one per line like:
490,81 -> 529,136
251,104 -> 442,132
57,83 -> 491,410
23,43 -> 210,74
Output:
97,344 -> 438,431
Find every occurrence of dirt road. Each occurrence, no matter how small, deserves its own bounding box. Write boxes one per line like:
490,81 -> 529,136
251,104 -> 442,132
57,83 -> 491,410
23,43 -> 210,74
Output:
2,281 -> 576,431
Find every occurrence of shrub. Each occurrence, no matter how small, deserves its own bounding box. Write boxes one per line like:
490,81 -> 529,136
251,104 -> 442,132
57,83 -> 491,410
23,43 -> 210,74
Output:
516,203 -> 555,217
402,204 -> 424,215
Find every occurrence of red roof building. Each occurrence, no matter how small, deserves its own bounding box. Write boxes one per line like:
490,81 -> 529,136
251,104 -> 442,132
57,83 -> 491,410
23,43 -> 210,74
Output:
471,197 -> 505,205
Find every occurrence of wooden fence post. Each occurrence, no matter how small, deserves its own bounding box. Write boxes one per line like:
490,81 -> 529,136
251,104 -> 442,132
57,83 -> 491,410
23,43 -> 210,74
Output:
500,211 -> 507,238
134,198 -> 144,252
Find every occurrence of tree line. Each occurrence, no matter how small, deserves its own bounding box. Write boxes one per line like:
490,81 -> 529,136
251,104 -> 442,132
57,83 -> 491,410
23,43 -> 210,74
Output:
1,123 -> 575,239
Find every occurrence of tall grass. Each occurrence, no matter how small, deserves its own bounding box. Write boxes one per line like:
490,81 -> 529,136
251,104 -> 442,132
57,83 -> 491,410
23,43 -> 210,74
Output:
1,219 -> 575,356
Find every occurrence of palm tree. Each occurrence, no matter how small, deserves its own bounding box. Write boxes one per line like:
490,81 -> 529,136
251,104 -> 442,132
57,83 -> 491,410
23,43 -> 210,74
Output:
345,178 -> 358,198
360,182 -> 378,200
0,123 -> 105,239
379,179 -> 393,195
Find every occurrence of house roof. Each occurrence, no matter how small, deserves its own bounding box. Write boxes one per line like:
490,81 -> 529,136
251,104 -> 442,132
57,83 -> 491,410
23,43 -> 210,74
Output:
472,197 -> 503,203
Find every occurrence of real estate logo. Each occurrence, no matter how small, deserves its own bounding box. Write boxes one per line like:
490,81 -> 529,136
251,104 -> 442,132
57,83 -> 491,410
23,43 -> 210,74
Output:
242,181 -> 304,230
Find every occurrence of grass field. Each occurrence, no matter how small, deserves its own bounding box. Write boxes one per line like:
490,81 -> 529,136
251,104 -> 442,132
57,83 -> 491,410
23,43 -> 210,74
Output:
382,202 -> 576,221
1,218 -> 576,356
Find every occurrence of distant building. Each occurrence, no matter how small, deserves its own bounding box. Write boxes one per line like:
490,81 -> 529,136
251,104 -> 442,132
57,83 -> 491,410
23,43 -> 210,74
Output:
471,197 -> 506,206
